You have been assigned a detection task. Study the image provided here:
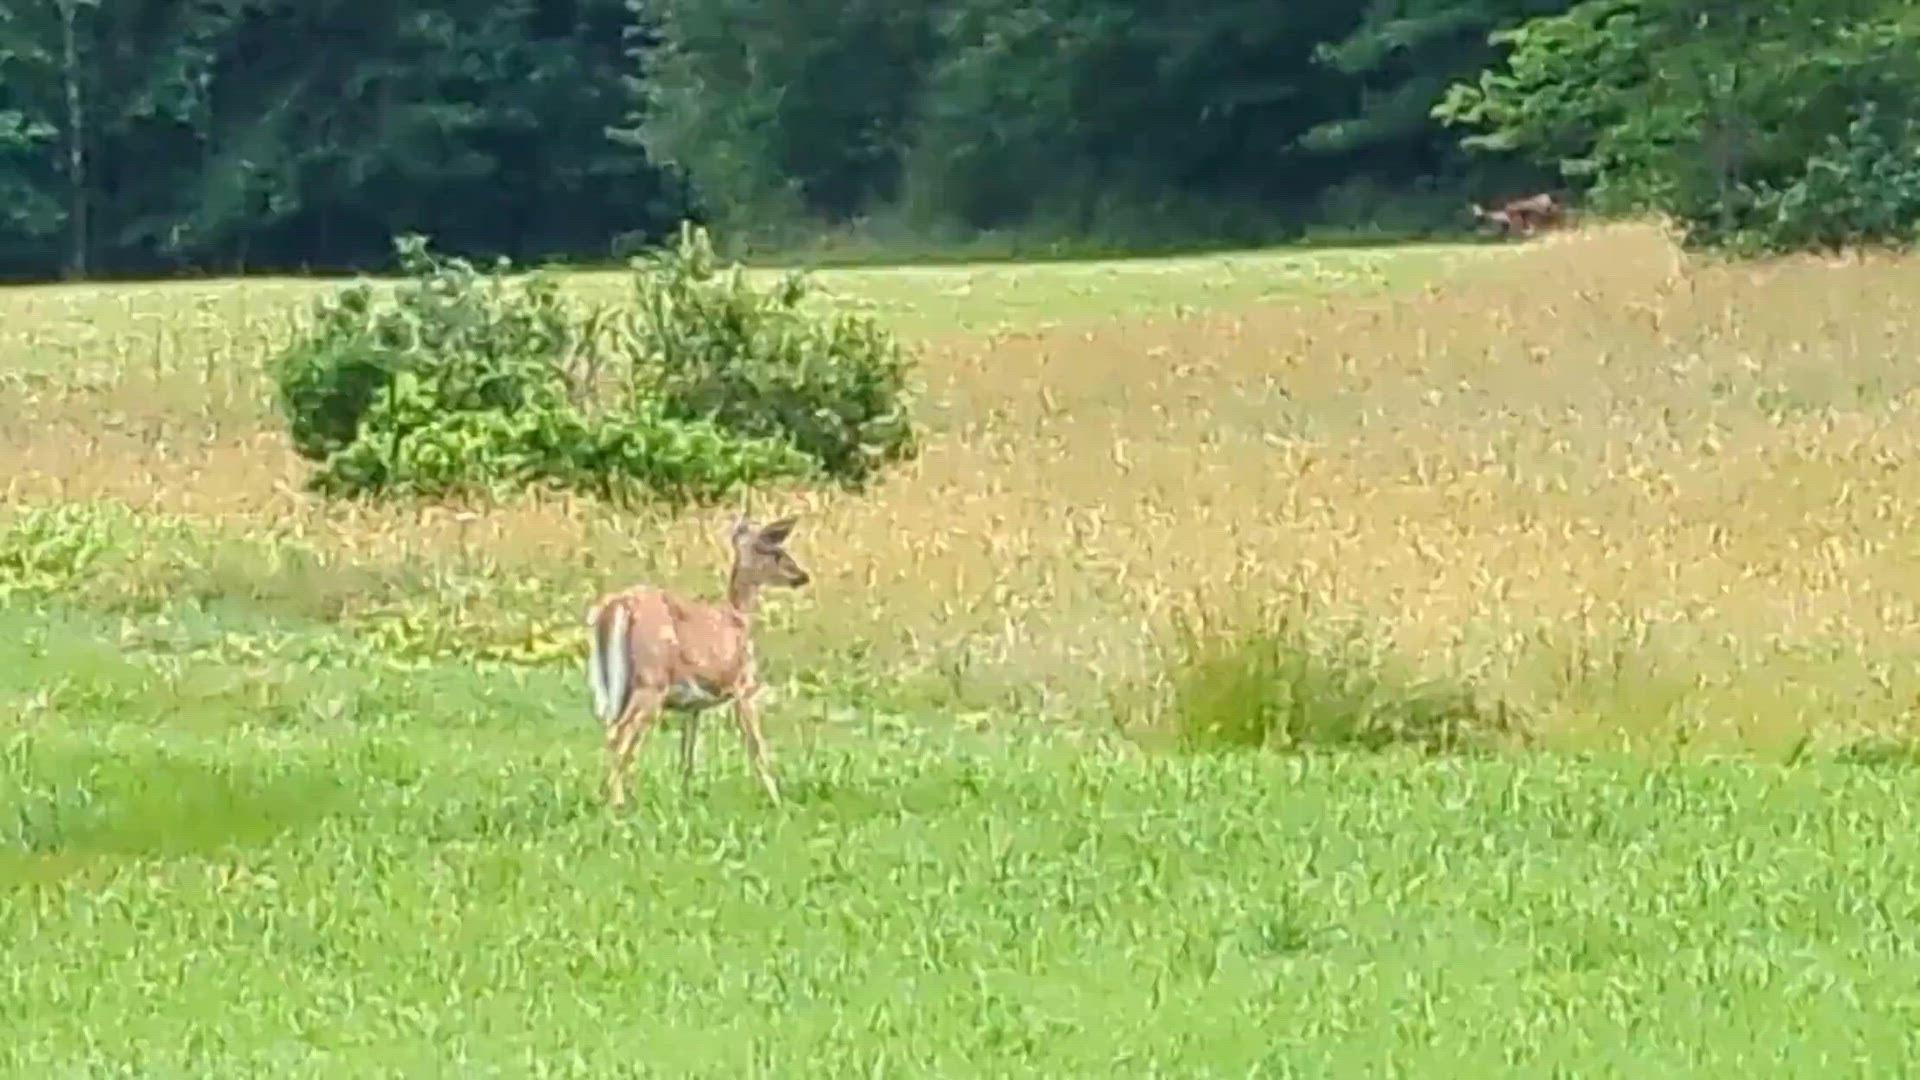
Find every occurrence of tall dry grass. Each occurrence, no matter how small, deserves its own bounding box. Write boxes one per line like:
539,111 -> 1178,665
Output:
6,223 -> 1920,754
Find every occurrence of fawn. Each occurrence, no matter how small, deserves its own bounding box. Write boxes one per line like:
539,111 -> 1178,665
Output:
586,514 -> 810,809
1471,193 -> 1565,238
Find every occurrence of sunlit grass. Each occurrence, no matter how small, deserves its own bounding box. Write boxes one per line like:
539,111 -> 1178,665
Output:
9,225 -> 1920,1072
7,616 -> 1920,1074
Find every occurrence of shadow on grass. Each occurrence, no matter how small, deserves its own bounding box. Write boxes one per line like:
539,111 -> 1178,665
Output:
729,232 -> 1471,273
773,772 -> 988,821
1831,733 -> 1920,769
1,743 -> 349,885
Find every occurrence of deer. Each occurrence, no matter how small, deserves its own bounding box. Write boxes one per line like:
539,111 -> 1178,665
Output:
1471,193 -> 1566,238
1469,201 -> 1516,236
586,513 -> 811,810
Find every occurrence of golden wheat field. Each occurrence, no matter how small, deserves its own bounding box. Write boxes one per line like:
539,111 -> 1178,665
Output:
4,223 -> 1920,756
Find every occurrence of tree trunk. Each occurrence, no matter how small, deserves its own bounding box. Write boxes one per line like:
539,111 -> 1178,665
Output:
59,0 -> 88,280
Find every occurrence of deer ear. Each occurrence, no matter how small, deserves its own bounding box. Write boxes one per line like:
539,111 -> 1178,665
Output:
730,515 -> 754,544
758,516 -> 798,544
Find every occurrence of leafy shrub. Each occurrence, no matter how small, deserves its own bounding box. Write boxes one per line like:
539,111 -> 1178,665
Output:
1681,105 -> 1920,255
0,503 -> 115,599
1127,598 -> 1526,756
268,226 -> 914,505
311,375 -> 810,504
614,222 -> 918,488
271,235 -> 583,465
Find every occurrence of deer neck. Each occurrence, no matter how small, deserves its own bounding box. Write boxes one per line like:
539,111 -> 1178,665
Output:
725,566 -> 761,617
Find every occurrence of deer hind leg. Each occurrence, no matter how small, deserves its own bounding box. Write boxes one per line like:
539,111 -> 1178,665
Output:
606,685 -> 666,810
732,687 -> 782,805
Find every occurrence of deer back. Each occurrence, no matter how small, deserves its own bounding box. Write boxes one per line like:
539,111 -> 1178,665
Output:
646,590 -> 754,686
1506,193 -> 1565,227
594,587 -> 758,712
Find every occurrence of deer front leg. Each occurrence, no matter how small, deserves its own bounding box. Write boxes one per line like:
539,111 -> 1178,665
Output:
732,685 -> 782,805
606,686 -> 665,810
679,712 -> 702,790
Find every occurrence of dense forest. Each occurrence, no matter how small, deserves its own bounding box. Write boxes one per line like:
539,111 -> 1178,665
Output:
0,0 -> 1916,280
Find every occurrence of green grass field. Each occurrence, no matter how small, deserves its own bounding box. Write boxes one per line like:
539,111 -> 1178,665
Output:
8,225 -> 1920,1075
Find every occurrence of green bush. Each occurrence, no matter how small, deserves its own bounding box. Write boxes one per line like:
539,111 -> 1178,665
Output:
271,235 -> 582,465
615,222 -> 918,488
308,372 -> 812,504
267,226 -> 916,504
1131,599 -> 1526,756
1681,105 -> 1920,256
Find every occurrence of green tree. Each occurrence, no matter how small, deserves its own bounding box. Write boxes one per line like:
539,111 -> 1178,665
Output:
0,0 -> 240,277
1303,0 -> 1577,174
0,0 -> 676,278
626,0 -> 938,231
1437,0 -> 1920,248
894,0 -> 1364,237
180,0 -> 672,270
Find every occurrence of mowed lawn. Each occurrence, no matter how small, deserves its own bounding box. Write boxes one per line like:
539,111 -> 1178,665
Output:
8,227 -> 1920,1075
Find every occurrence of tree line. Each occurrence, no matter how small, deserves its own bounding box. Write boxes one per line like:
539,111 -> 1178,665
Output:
1,0 -> 1915,281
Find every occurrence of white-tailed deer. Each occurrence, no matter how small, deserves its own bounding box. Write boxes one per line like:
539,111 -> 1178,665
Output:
586,514 -> 810,809
1471,193 -> 1566,238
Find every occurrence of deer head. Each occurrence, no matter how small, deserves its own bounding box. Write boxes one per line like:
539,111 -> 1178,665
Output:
728,514 -> 811,594
1469,202 -> 1517,236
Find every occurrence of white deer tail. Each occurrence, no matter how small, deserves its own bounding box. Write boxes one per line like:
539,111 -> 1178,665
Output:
588,602 -> 633,725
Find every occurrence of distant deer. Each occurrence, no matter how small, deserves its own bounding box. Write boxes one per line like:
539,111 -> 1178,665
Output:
1471,193 -> 1566,238
586,514 -> 811,809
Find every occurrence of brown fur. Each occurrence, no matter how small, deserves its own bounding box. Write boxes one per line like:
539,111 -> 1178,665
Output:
587,514 -> 810,809
1471,193 -> 1567,239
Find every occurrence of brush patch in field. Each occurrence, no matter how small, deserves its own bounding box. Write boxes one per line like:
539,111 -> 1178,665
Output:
1124,592 -> 1529,755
